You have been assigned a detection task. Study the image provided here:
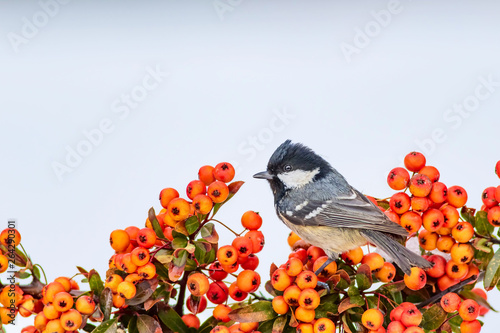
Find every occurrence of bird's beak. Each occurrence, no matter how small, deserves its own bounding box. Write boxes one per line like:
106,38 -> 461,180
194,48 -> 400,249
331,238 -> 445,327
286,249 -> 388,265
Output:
253,171 -> 273,180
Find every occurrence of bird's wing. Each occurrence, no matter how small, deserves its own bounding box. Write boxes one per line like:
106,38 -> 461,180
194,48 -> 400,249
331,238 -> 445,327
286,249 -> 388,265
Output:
282,189 -> 409,236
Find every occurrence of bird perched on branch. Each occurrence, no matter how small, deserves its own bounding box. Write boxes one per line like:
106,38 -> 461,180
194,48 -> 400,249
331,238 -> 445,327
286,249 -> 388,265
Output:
253,140 -> 432,275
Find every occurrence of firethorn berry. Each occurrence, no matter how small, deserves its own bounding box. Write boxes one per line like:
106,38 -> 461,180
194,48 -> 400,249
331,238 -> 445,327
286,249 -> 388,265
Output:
186,180 -> 206,200
75,295 -> 96,315
464,263 -> 480,284
207,181 -> 229,203
460,320 -> 482,333
440,204 -> 460,228
297,323 -> 314,333
452,222 -> 474,243
296,270 -> 318,290
21,326 -> 37,333
404,267 -> 427,290
182,313 -> 201,329
409,174 -> 433,197
43,282 -> 65,304
419,165 -> 440,183
213,304 -> 232,323
120,253 -> 137,273
404,152 -> 426,172
217,245 -> 238,266
285,257 -> 304,276
459,299 -> 480,321
437,235 -> 455,253
306,246 -> 326,263
228,281 -> 248,302
236,270 -> 261,293
403,327 -> 425,333
232,236 -> 253,258
137,227 -> 157,248
207,281 -> 229,304
437,274 -> 460,291
19,295 -> 35,317
130,247 -> 150,267
441,292 -> 461,312
45,319 -> 64,333
272,295 -> 289,315
167,198 -> 191,222
187,273 -> 210,296
125,225 -> 140,244
313,318 -> 335,333
418,230 -> 438,251
0,228 -> 21,247
241,253 -> 259,270
437,227 -> 452,236
400,306 -> 423,327
387,167 -> 410,190
447,186 -> 468,208
60,309 -> 82,331
213,162 -> 235,183
390,192 -> 411,214
496,185 -> 500,202
488,206 -> 500,227
287,231 -> 302,248
451,242 -> 474,264
53,292 -> 74,312
109,229 -> 130,252
0,255 -> 8,273
428,182 -> 448,204
341,247 -> 364,265
295,306 -> 316,323
446,260 -> 469,280
125,273 -> 143,285
117,281 -> 137,299
482,186 -> 498,208
112,293 -> 126,308
163,212 -> 178,228
198,165 -> 216,185
192,194 -> 213,215
137,262 -> 156,279
241,210 -> 263,230
283,285 -> 302,306
211,325 -> 230,333
239,322 -> 259,332
422,209 -> 445,232
105,274 -> 124,293
375,262 -> 396,282
222,262 -> 240,274
399,211 -> 422,234
387,321 -> 405,333
361,253 -> 384,272
34,312 -> 49,331
53,277 -> 71,292
361,308 -> 384,330
385,210 -> 400,224
159,187 -> 179,209
313,256 -> 337,279
271,268 -> 293,291
411,196 -> 430,213
245,230 -> 265,253
186,295 -> 207,314
289,248 -> 308,264
209,262 -> 228,281
298,288 -> 320,310
43,303 -> 60,320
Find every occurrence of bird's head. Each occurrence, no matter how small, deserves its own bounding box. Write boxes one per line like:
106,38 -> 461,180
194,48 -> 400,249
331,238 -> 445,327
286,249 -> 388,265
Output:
253,140 -> 333,198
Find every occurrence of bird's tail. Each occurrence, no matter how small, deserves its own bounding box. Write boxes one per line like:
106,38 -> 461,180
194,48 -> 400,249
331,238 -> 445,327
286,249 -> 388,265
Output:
360,230 -> 433,276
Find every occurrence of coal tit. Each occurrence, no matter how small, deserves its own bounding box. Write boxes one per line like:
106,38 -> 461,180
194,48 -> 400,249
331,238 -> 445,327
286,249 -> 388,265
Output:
253,140 -> 432,275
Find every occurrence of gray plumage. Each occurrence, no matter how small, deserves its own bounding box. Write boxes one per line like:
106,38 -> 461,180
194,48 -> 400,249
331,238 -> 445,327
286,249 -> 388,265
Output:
254,140 -> 432,275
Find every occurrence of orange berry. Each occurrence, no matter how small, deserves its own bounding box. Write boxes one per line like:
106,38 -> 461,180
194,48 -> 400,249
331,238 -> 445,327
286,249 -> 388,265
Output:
120,253 -> 137,273
447,186 -> 468,208
437,274 -> 460,291
137,262 -> 156,279
125,273 -> 143,285
272,296 -> 289,315
34,312 -> 49,331
296,270 -> 318,290
167,198 -> 191,221
387,167 -> 410,190
285,257 -> 304,276
213,304 -> 232,323
53,292 -> 73,312
289,248 -> 308,264
441,292 -> 461,313
460,320 -> 482,333
400,306 -> 422,327
387,321 -> 405,333
495,185 -> 500,202
419,165 -> 440,183
53,277 -> 71,292
487,206 -> 500,227
45,319 -> 64,333
418,230 -> 438,251
450,243 -> 474,264
429,182 -> 448,204
404,152 -> 426,172
437,235 -> 455,253
298,288 -> 320,310
241,211 -> 263,230
445,260 -> 469,280
0,228 -> 21,247
459,299 -> 480,321
482,187 -> 498,208
209,262 -> 228,281
125,226 -> 140,244
182,313 -> 201,328
19,295 -> 35,317
404,267 -> 427,290
440,205 -> 459,228
245,230 -> 265,254
0,255 -> 8,274
186,295 -> 207,314
313,318 -> 335,333
297,323 -> 314,333
451,222 -> 474,243
112,293 -> 126,308
187,273 -> 210,296
192,194 -> 213,215
236,270 -> 261,293
295,306 -> 315,323
207,181 -> 229,203
206,281 -> 228,304
42,282 -> 64,304
75,295 -> 96,315
213,162 -> 235,183
199,165 -> 216,185
399,211 -> 422,234
422,209 -> 444,232
409,174 -> 433,197
464,263 -> 480,284
411,196 -> 430,213
109,229 -> 130,252
137,227 -> 157,249
117,281 -> 137,299
186,180 -> 206,200
361,308 -> 384,330
390,192 -> 411,214
287,231 -> 301,248
105,274 -> 123,293
43,303 -> 60,320
271,268 -> 293,291
312,256 -> 337,280
211,325 -> 230,333
21,326 -> 37,333
239,322 -> 259,332
283,285 -> 302,306
232,236 -> 253,259
60,309 -> 82,331
131,247 -> 150,267
385,210 -> 401,224
159,187 -> 179,209
217,245 -> 238,266
361,253 -> 384,272
228,281 -> 248,302
375,262 -> 396,282
307,246 -> 326,263
341,247 -> 364,265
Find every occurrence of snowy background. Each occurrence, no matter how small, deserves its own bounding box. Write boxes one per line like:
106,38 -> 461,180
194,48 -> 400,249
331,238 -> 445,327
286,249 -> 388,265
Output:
1,0 -> 500,331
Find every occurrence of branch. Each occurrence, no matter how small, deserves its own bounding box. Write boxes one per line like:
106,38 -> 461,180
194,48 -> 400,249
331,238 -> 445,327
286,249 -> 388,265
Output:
417,275 -> 477,309
174,272 -> 189,316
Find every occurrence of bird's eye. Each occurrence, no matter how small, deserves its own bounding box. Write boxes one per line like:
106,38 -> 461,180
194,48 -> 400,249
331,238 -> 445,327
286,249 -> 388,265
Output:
283,165 -> 293,172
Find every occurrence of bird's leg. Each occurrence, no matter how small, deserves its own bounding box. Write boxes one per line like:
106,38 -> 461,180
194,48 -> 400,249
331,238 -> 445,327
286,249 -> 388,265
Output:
314,258 -> 335,293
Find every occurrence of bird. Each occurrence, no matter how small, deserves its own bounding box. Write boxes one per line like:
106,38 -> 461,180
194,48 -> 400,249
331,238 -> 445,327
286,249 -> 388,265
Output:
253,139 -> 432,276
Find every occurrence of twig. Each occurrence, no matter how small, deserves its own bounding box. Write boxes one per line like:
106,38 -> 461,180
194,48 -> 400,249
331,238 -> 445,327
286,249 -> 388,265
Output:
174,272 -> 189,316
417,275 -> 477,309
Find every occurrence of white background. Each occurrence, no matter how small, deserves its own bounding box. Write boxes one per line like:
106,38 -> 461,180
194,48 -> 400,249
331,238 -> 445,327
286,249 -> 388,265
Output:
1,0 -> 500,331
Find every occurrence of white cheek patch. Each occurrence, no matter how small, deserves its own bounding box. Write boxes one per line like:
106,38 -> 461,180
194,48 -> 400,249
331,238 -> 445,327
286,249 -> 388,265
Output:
277,168 -> 320,189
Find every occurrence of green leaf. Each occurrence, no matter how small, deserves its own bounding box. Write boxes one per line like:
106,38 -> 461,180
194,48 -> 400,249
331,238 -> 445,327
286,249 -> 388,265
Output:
82,323 -> 97,332
272,315 -> 287,333
126,278 -> 158,306
194,241 -> 211,265
461,206 -> 476,226
376,280 -> 406,294
199,316 -> 219,333
153,261 -> 170,280
185,258 -> 198,271
158,307 -> 188,333
185,216 -> 200,235
476,248 -> 494,270
338,297 -> 362,314
136,314 -> 162,333
173,249 -> 189,267
475,211 -> 493,237
148,207 -> 166,239
228,301 -> 277,323
356,274 -> 372,291
315,293 -> 339,318
484,247 -> 500,290
32,265 -> 41,280
155,249 -> 174,265
421,304 -> 447,330
258,319 -> 276,333
347,285 -> 360,297
200,223 -> 219,243
172,237 -> 188,249
461,290 -> 497,312
91,318 -> 118,333
128,315 -> 138,333
89,270 -> 104,297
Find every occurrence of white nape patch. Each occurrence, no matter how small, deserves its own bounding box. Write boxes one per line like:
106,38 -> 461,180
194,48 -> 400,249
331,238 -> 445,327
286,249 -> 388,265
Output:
277,168 -> 320,189
304,200 -> 332,219
295,200 -> 309,211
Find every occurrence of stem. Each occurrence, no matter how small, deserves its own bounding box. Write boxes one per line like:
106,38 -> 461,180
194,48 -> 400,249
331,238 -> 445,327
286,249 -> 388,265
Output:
210,219 -> 240,237
474,233 -> 500,245
34,264 -> 48,284
417,275 -> 477,309
174,272 -> 189,316
372,292 -> 399,308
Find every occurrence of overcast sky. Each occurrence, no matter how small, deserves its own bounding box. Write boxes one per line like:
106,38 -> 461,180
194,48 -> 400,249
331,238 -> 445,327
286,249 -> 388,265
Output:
2,1 -> 500,331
